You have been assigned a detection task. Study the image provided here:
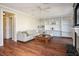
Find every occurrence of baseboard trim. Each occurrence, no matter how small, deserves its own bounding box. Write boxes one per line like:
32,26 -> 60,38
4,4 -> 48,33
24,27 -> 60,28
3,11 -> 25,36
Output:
0,43 -> 3,46
53,36 -> 72,39
4,38 -> 12,40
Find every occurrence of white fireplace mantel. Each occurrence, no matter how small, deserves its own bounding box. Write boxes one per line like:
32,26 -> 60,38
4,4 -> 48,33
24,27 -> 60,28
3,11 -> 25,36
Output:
74,26 -> 79,36
73,26 -> 79,50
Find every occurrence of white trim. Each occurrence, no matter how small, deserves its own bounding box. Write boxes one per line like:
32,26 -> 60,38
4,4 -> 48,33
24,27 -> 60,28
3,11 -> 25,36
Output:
3,12 -> 17,42
0,8 -> 3,46
0,4 -> 30,16
0,4 -> 22,42
0,6 -> 17,43
12,15 -> 17,42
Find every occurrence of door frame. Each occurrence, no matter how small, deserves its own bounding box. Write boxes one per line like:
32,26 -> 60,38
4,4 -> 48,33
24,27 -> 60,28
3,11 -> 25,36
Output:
3,11 -> 17,42
2,11 -> 17,42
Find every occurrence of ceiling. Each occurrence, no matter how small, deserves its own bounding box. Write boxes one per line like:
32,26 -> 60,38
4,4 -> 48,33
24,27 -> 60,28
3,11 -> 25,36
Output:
0,3 -> 73,19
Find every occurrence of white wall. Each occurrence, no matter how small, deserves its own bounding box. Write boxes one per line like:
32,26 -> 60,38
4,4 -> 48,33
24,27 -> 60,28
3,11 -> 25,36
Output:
5,17 -> 10,39
43,15 -> 73,37
0,5 -> 40,31
0,8 -> 3,46
16,13 -> 40,31
0,5 -> 40,43
61,16 -> 73,37
3,15 -> 6,39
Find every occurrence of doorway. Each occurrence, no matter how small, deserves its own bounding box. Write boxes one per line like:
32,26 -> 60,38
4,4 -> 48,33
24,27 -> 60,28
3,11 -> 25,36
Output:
3,11 -> 15,41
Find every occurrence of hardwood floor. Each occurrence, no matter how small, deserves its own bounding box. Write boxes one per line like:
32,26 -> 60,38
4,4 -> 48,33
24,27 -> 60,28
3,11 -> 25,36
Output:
0,37 -> 73,56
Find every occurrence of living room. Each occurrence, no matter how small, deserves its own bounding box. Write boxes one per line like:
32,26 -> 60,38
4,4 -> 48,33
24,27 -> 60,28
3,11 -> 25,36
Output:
0,3 -> 78,56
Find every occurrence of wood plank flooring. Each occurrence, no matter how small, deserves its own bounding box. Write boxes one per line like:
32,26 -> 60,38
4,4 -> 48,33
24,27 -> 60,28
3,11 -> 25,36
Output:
0,37 -> 73,56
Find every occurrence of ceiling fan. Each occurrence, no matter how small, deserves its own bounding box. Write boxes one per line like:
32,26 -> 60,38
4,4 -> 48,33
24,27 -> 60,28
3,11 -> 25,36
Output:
36,4 -> 51,11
